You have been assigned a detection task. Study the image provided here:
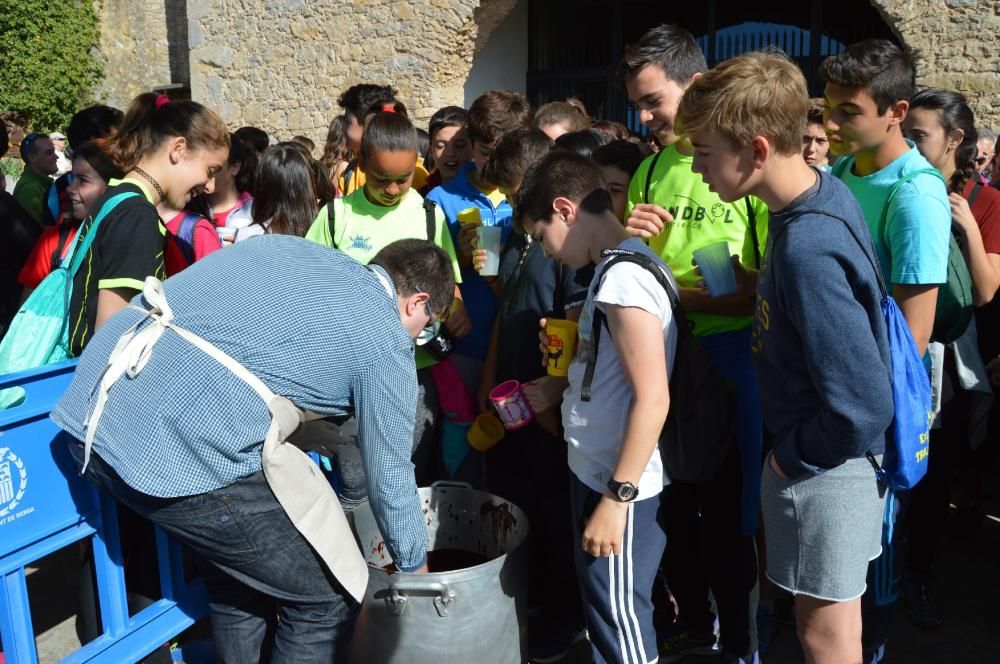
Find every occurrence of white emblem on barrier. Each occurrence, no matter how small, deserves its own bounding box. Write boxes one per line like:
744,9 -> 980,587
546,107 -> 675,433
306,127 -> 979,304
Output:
0,448 -> 28,520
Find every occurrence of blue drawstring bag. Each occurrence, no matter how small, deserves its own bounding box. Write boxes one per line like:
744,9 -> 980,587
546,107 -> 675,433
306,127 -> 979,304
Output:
804,209 -> 932,489
871,295 -> 932,489
0,192 -> 139,408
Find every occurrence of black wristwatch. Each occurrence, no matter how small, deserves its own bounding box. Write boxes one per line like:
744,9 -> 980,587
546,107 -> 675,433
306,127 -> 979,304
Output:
607,479 -> 639,502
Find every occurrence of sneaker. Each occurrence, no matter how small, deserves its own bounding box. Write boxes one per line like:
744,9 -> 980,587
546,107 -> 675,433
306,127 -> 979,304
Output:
901,574 -> 943,630
660,630 -> 719,663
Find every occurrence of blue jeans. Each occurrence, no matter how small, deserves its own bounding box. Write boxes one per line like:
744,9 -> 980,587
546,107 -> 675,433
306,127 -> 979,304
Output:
65,434 -> 359,664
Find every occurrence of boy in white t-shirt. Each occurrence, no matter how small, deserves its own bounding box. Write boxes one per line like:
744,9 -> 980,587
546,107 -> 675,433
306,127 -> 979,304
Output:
518,150 -> 678,664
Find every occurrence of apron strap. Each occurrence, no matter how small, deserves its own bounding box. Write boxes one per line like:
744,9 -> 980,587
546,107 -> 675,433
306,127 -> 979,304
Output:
80,277 -> 369,600
83,277 -> 277,471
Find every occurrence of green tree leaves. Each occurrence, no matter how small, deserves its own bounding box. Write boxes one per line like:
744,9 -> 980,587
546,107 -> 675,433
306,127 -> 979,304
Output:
0,0 -> 103,131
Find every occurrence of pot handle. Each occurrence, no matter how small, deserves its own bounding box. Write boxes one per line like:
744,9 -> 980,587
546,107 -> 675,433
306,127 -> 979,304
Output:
429,480 -> 472,490
386,580 -> 456,618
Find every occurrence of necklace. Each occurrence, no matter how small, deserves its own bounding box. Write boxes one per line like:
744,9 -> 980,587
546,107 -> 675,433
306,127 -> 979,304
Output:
132,166 -> 166,203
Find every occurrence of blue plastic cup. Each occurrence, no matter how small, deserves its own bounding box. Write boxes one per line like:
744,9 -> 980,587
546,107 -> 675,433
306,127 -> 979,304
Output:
693,241 -> 738,298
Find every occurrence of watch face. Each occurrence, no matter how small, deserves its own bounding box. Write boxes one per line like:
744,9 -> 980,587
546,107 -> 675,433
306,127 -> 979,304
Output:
616,483 -> 637,501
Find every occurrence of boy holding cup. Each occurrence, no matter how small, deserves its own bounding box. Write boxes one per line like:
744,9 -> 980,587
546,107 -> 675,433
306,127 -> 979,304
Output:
471,128 -> 592,661
519,149 -> 680,664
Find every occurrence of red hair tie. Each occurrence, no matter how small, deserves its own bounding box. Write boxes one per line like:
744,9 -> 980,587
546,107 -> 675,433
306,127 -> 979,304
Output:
155,94 -> 171,109
381,103 -> 397,113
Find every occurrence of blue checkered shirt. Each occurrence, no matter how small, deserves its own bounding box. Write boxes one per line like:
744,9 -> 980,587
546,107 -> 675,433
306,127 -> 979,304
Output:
51,235 -> 427,570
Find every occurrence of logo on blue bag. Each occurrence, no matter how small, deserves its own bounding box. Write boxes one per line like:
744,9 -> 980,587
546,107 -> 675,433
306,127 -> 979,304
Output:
0,448 -> 28,521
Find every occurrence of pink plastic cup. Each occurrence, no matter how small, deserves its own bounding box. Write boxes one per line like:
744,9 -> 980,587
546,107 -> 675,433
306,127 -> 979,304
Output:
488,380 -> 535,430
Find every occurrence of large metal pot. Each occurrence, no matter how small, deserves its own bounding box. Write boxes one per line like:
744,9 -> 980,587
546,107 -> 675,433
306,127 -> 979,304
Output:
348,481 -> 530,663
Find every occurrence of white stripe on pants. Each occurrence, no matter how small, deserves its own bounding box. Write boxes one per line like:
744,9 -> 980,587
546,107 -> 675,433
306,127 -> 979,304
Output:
571,475 -> 665,664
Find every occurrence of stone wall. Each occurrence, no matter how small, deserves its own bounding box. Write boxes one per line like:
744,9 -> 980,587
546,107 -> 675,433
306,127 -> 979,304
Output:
187,0 -> 518,147
95,0 -> 1000,139
94,0 -> 173,109
872,0 -> 1000,130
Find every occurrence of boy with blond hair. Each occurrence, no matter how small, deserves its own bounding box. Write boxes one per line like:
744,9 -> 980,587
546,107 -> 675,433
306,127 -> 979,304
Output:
676,51 -> 894,663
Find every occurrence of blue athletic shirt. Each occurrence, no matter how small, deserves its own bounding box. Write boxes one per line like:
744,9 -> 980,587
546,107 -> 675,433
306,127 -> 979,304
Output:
426,162 -> 514,360
835,141 -> 950,288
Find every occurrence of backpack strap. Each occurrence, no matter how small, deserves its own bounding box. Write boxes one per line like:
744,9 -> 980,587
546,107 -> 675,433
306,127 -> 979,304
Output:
65,191 -> 142,279
831,157 -> 851,179
768,208 -> 888,299
643,150 -> 665,204
878,168 -> 947,245
326,199 -> 338,249
424,199 -> 437,241
51,213 -> 76,271
967,181 -> 983,208
342,160 -> 357,193
745,196 -> 760,269
174,212 -> 202,266
581,249 -> 683,402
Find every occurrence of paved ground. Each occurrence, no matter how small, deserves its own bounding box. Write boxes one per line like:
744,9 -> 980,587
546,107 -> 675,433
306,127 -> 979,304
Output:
9,477 -> 999,663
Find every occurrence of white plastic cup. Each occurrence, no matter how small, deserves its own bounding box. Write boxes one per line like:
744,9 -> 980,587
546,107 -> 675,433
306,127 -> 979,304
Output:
693,241 -> 738,298
477,226 -> 502,277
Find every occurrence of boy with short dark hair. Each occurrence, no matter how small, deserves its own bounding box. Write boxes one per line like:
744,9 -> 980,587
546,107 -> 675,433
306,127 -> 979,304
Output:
420,105 -> 472,194
819,38 -> 951,664
803,99 -> 831,170
617,23 -> 762,662
676,49 -> 894,664
426,90 -> 533,394
819,39 -> 950,357
518,150 -> 678,664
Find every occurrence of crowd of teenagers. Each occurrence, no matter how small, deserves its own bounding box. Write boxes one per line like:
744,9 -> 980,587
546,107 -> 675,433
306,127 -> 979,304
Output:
2,21 -> 1000,664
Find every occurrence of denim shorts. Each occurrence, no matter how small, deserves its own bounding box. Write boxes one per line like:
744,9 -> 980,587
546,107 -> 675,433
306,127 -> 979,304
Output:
761,455 -> 886,601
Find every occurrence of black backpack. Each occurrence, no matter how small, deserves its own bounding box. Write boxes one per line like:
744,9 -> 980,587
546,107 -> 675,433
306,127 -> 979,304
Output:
581,248 -> 735,483
326,197 -> 437,248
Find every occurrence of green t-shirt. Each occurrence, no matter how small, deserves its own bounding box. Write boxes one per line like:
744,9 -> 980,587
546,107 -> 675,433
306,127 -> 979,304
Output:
306,187 -> 462,368
626,144 -> 769,336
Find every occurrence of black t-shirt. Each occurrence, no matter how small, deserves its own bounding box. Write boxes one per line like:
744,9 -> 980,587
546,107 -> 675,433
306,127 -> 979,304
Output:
496,231 -> 592,383
68,181 -> 165,356
0,191 -> 43,332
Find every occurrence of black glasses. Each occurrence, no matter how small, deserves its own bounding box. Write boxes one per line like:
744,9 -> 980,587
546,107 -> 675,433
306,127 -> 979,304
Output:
412,283 -> 443,337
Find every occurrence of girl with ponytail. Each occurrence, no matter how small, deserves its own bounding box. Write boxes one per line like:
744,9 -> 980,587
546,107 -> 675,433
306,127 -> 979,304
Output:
906,88 -> 1000,307
68,92 -> 229,355
901,89 -> 1000,629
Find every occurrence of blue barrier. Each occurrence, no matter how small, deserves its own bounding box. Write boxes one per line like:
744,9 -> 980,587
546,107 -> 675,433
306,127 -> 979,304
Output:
0,361 -> 208,663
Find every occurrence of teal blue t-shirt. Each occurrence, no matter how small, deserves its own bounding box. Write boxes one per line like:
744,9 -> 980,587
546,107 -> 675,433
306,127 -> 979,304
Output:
835,142 -> 950,289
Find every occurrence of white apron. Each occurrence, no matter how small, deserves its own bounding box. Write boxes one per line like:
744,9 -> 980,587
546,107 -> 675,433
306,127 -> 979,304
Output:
81,277 -> 369,602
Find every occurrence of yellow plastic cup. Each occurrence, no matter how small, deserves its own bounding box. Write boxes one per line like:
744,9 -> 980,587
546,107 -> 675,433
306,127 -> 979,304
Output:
545,319 -> 579,377
457,207 -> 482,225
467,412 -> 506,452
